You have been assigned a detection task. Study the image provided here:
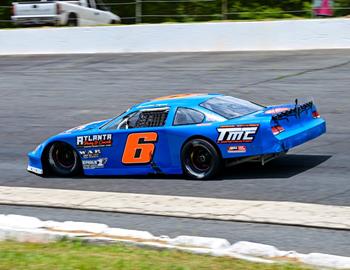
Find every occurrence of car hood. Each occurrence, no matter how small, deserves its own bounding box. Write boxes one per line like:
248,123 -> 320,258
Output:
61,119 -> 111,134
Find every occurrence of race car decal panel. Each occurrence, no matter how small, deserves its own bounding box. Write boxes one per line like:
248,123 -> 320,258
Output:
76,134 -> 112,148
79,149 -> 102,159
122,132 -> 158,165
227,145 -> 247,153
217,124 -> 259,143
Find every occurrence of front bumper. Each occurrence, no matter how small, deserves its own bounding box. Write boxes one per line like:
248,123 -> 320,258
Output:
27,150 -> 43,175
27,165 -> 43,175
12,15 -> 59,26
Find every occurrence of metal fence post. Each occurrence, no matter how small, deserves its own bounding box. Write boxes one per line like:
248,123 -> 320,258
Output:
222,0 -> 227,20
136,0 -> 142,23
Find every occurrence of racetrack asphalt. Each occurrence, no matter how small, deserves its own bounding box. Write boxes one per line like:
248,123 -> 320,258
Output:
0,50 -> 349,206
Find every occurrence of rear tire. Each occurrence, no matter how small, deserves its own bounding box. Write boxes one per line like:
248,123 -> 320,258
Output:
181,138 -> 221,180
67,13 -> 78,26
48,142 -> 81,177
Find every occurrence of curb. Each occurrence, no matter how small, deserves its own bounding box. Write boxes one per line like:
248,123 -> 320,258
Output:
1,186 -> 350,230
0,214 -> 349,269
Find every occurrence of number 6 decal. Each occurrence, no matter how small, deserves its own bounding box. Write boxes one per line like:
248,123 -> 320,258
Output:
122,132 -> 158,164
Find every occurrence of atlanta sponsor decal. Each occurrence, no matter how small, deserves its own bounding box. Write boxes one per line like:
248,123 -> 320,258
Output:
227,145 -> 247,153
79,149 -> 101,159
76,134 -> 112,148
217,124 -> 259,143
82,158 -> 108,169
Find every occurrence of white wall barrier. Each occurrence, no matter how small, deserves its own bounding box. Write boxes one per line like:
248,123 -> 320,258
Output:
1,18 -> 350,55
1,214 -> 350,269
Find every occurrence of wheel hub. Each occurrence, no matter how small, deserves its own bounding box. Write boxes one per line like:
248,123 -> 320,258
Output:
199,154 -> 206,162
53,145 -> 75,169
189,146 -> 212,172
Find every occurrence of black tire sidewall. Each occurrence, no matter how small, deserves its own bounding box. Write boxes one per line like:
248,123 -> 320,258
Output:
67,14 -> 78,26
181,139 -> 221,180
48,142 -> 80,176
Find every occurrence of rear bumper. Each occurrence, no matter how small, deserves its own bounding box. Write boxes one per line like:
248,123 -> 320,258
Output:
12,15 -> 59,25
276,118 -> 326,151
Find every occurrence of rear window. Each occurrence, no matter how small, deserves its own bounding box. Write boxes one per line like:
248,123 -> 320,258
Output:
200,96 -> 263,119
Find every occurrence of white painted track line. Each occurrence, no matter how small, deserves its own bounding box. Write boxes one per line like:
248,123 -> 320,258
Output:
0,186 -> 349,230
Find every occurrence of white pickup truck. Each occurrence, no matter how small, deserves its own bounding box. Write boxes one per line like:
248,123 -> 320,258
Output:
12,0 -> 121,26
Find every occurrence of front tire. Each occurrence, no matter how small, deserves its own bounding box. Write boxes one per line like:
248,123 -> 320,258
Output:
181,138 -> 221,180
48,142 -> 81,176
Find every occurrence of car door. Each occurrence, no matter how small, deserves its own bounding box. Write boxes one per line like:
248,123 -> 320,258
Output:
102,107 -> 172,175
78,0 -> 101,26
93,0 -> 112,24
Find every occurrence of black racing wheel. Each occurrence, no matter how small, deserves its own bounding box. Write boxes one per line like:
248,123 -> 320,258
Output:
181,138 -> 222,180
48,142 -> 81,176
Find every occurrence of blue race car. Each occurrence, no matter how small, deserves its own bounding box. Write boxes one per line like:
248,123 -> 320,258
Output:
28,93 -> 326,180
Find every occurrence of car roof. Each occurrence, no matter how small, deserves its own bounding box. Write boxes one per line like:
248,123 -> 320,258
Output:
134,93 -> 223,109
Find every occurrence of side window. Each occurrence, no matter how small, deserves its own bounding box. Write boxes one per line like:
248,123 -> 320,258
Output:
173,107 -> 205,126
96,0 -> 109,11
118,109 -> 169,130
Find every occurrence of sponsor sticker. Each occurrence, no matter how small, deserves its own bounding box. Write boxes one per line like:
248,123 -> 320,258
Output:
79,149 -> 101,159
217,124 -> 259,143
82,158 -> 108,169
264,107 -> 290,114
76,134 -> 112,148
196,123 -> 212,126
227,145 -> 247,153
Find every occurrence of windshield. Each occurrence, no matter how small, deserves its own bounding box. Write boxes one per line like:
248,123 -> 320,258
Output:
102,108 -> 169,130
200,96 -> 264,119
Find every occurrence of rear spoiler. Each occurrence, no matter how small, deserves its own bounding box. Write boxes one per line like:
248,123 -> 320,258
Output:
272,100 -> 314,121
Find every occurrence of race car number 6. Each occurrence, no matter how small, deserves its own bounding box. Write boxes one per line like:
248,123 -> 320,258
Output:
122,132 -> 158,164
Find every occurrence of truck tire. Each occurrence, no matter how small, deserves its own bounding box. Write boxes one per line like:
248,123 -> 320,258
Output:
67,13 -> 78,26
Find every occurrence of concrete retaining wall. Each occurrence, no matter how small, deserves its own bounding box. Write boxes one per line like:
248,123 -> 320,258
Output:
1,18 -> 350,55
1,214 -> 350,269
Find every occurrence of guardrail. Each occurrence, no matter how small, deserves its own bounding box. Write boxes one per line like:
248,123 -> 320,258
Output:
1,18 -> 350,55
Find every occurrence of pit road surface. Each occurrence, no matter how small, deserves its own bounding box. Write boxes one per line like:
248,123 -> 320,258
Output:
0,50 -> 349,205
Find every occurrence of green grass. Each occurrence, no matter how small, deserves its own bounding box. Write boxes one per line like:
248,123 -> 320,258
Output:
0,240 -> 314,270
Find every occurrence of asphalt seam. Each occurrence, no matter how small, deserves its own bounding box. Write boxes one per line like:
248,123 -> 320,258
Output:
240,59 -> 350,88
